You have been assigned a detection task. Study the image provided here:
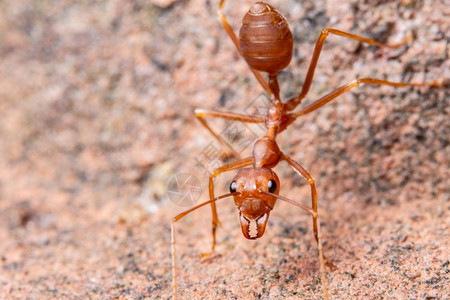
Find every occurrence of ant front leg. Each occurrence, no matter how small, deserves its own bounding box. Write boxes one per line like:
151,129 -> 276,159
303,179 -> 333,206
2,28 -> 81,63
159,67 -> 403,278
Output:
172,158 -> 253,298
285,28 -> 411,111
172,192 -> 238,299
218,0 -> 273,96
205,157 -> 253,255
282,154 -> 335,269
259,191 -> 329,300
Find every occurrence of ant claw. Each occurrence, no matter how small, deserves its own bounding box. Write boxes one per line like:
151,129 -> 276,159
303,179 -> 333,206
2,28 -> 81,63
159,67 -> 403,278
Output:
201,253 -> 222,264
201,252 -> 213,258
326,261 -> 337,271
322,254 -> 337,271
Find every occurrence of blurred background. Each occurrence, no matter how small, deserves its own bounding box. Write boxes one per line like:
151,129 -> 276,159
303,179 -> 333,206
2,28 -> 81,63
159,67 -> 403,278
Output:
0,0 -> 448,298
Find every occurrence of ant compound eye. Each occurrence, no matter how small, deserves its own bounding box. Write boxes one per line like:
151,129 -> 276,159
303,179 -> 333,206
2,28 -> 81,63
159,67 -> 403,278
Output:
229,181 -> 237,193
268,179 -> 277,193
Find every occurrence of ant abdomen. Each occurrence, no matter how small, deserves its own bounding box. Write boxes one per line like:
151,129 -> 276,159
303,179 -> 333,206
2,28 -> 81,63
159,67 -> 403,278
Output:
239,2 -> 293,74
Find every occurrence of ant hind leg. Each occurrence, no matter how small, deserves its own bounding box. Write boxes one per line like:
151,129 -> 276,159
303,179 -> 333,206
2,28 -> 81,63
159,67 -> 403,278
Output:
218,0 -> 273,96
285,28 -> 413,111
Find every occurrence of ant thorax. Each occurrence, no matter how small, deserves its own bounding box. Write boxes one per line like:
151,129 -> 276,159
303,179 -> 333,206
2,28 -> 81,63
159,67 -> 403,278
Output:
252,137 -> 281,168
265,104 -> 295,138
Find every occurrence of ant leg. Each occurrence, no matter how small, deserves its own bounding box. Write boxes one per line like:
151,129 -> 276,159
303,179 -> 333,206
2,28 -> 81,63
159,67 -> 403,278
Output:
206,157 -> 253,255
172,192 -> 237,300
260,191 -> 329,300
294,77 -> 440,117
282,154 -> 335,268
281,155 -> 320,248
285,28 -> 411,111
195,108 -> 265,159
218,0 -> 272,96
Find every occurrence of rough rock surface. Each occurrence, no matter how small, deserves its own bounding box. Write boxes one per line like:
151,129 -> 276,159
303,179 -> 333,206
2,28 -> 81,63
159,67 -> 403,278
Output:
0,0 -> 448,299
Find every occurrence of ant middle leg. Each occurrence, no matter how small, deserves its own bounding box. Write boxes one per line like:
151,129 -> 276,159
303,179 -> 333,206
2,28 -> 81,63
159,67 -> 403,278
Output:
195,108 -> 265,159
294,77 -> 440,117
218,0 -> 272,96
285,28 -> 411,111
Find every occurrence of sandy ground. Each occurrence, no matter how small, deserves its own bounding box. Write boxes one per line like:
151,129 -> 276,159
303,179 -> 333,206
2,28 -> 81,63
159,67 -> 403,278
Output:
0,0 -> 448,299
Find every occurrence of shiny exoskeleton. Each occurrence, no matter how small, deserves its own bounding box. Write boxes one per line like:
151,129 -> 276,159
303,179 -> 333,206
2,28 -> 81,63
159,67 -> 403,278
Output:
239,2 -> 293,74
172,2 -> 441,300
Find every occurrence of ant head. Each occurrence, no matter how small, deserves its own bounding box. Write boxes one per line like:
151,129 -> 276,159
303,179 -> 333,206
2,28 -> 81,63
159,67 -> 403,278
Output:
229,167 -> 280,239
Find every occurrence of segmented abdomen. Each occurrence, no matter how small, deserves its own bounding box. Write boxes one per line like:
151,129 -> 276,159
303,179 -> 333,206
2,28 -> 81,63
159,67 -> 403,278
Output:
239,2 -> 293,74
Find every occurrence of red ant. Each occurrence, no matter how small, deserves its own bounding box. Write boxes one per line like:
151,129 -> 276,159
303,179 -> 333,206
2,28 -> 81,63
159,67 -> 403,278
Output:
171,1 -> 441,299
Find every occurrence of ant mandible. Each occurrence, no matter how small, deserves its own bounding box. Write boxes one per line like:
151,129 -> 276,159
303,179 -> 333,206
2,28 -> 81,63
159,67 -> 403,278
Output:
171,1 -> 441,299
